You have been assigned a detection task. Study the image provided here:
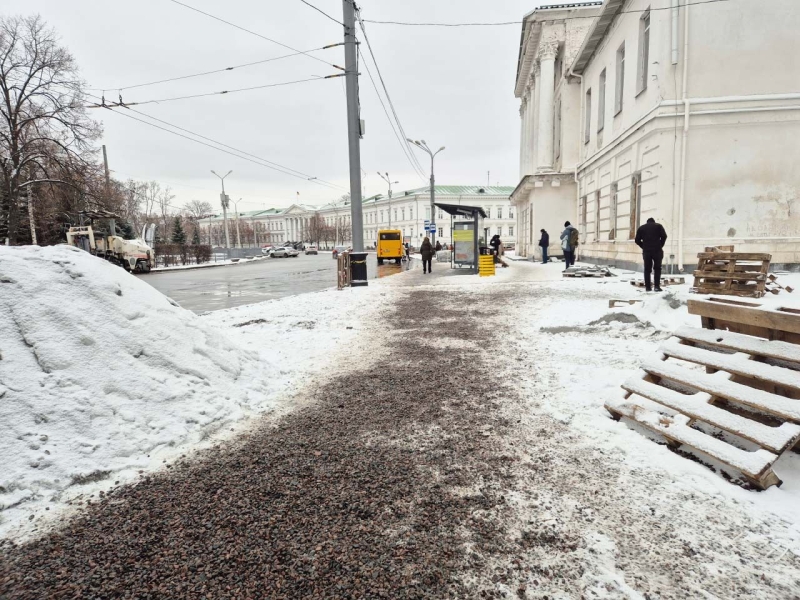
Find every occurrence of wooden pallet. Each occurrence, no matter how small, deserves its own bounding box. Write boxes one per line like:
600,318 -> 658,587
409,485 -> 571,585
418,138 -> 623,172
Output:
606,310 -> 800,489
693,252 -> 771,298
630,276 -> 685,288
563,266 -> 612,278
609,299 -> 644,308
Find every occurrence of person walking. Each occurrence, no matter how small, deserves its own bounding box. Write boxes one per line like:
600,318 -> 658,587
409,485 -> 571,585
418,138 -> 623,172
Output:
635,217 -> 668,292
538,229 -> 550,264
560,221 -> 578,269
489,233 -> 502,259
420,236 -> 434,274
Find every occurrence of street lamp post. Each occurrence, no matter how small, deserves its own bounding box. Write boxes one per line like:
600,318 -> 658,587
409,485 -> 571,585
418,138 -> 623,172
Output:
377,172 -> 398,228
232,198 -> 243,249
211,169 -> 232,251
407,140 -> 445,247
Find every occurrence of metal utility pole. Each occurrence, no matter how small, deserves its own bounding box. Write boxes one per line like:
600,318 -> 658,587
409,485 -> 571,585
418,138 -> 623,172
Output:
233,198 -> 243,248
377,172 -> 398,228
342,0 -> 364,251
408,139 -> 445,247
211,169 -> 232,250
102,145 -> 112,203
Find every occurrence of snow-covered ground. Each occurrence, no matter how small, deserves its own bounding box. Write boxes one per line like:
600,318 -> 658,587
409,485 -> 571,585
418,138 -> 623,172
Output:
4,247 -> 800,582
0,245 -> 386,540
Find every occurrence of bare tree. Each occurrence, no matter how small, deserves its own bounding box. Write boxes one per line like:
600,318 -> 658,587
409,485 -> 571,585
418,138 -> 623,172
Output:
158,186 -> 175,243
0,15 -> 101,244
184,199 -> 213,220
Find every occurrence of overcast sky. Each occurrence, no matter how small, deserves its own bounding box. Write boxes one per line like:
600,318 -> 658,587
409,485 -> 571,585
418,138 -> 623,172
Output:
4,0 -> 554,212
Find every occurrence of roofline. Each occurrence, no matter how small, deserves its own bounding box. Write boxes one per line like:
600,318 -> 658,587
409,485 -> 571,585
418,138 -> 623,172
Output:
515,1 -> 603,97
571,0 -> 625,75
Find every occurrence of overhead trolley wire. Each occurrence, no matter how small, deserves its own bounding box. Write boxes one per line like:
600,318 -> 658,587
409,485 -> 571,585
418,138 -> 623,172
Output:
167,0 -> 339,68
74,88 -> 346,191
355,12 -> 427,180
103,46 -> 338,92
358,47 -> 426,183
361,0 -> 743,27
297,0 -> 344,27
88,75 -> 340,108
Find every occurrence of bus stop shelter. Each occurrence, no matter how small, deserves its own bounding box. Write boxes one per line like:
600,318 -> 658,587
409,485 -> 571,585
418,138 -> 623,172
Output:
434,203 -> 487,273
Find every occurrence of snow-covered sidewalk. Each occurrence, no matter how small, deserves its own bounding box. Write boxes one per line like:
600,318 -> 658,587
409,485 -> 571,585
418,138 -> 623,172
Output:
2,251 -> 799,597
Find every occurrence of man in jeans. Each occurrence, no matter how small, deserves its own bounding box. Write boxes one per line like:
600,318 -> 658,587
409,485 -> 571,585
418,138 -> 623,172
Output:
560,221 -> 578,269
635,217 -> 669,292
538,229 -> 550,264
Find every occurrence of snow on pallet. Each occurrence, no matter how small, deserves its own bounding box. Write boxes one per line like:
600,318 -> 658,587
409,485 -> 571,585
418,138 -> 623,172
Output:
606,323 -> 800,489
562,265 -> 612,278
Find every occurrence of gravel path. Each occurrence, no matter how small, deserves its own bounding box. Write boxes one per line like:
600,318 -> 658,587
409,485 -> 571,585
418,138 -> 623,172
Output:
0,284 -> 526,598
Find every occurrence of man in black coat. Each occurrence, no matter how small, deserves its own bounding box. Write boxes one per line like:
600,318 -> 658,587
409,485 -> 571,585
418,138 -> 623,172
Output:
635,217 -> 668,292
538,229 -> 550,264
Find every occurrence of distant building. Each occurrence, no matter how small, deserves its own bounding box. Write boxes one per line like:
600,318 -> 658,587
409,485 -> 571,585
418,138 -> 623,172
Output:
197,185 -> 515,249
514,0 -> 800,269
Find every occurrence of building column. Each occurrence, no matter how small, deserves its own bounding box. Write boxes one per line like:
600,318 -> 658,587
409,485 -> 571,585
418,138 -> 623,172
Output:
519,100 -> 527,179
537,42 -> 558,172
526,82 -> 536,174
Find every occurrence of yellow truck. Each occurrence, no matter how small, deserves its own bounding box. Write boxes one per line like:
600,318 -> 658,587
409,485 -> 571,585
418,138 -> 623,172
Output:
376,229 -> 404,265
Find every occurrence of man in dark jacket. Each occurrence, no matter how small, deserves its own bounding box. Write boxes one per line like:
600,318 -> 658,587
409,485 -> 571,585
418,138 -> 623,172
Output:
538,229 -> 550,264
635,217 -> 668,292
420,236 -> 434,274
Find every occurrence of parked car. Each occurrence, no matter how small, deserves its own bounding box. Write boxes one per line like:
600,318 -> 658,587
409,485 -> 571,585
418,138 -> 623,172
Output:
305,245 -> 318,255
332,245 -> 349,259
261,245 -> 274,255
271,246 -> 299,258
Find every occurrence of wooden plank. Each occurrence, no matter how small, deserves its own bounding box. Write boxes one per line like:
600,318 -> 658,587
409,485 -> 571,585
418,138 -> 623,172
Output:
673,326 -> 800,364
622,376 -> 800,454
696,253 -> 772,261
605,399 -> 781,489
609,299 -> 643,308
688,298 -> 800,335
659,341 -> 800,392
693,271 -> 766,281
641,358 -> 800,422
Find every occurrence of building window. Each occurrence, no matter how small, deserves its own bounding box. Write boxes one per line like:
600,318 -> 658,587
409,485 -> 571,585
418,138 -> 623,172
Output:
598,69 -> 606,132
609,182 -> 618,240
581,196 -> 588,229
509,226 -> 514,236
509,207 -> 515,219
409,208 -> 413,220
497,226 -> 503,236
438,209 -> 443,219
584,89 -> 592,144
615,44 -> 625,115
401,208 -> 405,221
394,209 -> 398,222
594,190 -> 601,240
425,207 -> 431,219
438,227 -> 443,238
629,173 -> 641,239
637,10 -> 650,95
497,207 -> 503,219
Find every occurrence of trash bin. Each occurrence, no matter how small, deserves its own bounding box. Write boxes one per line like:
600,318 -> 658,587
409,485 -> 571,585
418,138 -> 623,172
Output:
350,252 -> 368,287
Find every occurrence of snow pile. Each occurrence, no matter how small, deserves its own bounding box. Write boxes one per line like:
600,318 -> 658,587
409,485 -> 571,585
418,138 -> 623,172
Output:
0,245 -> 275,534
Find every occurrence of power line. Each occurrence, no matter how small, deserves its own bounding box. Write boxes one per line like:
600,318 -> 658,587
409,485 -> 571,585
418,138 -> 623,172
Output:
167,0 -> 337,68
104,106 -> 347,191
102,46 -> 338,92
355,13 -> 427,179
88,75 -> 341,108
361,0 -> 741,26
298,0 -> 344,26
358,47 -> 427,183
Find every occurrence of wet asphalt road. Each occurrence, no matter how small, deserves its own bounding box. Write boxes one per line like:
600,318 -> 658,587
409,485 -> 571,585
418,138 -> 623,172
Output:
137,253 -> 413,313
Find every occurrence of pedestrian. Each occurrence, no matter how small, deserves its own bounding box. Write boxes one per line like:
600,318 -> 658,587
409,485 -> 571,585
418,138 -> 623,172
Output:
490,233 -> 502,262
635,217 -> 668,292
420,236 -> 433,274
403,241 -> 410,262
435,240 -> 442,252
560,221 -> 578,269
538,229 -> 550,264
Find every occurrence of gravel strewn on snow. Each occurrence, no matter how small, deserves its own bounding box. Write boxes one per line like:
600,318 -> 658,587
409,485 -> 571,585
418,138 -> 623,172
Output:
0,246 -> 279,538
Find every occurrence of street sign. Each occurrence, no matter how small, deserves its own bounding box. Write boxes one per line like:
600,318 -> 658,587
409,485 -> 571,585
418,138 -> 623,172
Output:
424,219 -> 430,227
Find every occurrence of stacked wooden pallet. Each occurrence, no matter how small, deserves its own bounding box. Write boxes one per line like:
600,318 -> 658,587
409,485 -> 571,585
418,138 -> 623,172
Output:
693,249 -> 771,298
605,296 -> 800,489
765,273 -> 795,295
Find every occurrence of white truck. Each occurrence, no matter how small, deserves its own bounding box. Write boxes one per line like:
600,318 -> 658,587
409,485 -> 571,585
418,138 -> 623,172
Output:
65,211 -> 155,273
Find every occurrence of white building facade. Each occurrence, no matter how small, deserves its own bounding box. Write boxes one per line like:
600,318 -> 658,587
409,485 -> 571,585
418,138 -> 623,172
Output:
515,0 -> 800,269
197,185 -> 516,249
